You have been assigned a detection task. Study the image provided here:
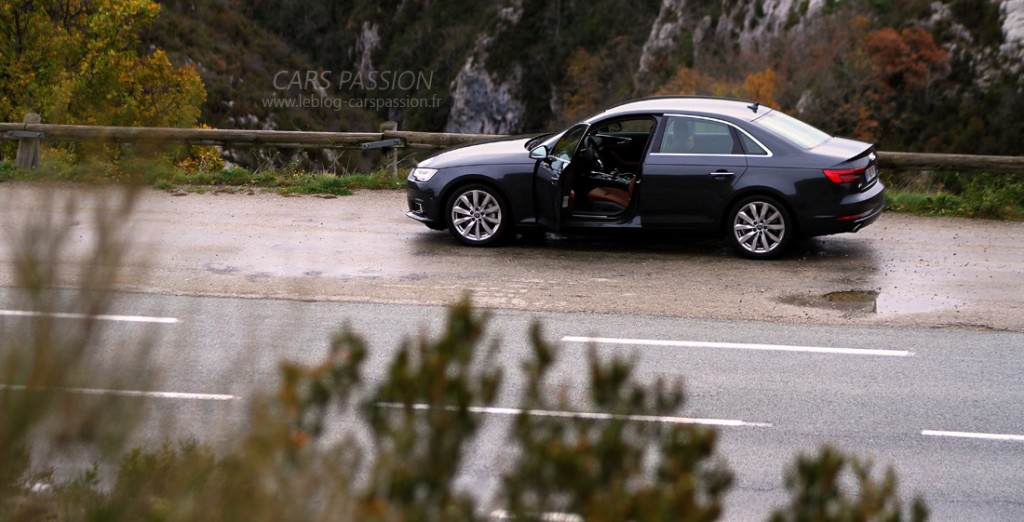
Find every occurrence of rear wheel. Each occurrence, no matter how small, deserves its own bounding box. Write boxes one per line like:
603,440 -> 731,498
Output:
728,195 -> 792,259
446,184 -> 510,246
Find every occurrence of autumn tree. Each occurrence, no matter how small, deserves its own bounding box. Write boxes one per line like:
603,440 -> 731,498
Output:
860,24 -> 949,149
0,0 -> 204,128
557,35 -> 641,127
742,68 -> 777,108
561,47 -> 605,125
654,67 -> 707,96
653,66 -> 746,100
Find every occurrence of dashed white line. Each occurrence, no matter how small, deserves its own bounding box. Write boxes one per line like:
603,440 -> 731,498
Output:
922,430 -> 1024,442
378,403 -> 771,428
562,336 -> 913,357
0,309 -> 179,324
0,385 -> 236,401
490,510 -> 581,522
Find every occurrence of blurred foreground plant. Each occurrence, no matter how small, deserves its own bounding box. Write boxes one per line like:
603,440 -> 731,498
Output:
501,325 -> 732,521
1,176 -> 153,519
770,446 -> 928,522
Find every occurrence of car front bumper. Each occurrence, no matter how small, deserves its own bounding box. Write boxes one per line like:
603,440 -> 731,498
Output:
406,181 -> 445,230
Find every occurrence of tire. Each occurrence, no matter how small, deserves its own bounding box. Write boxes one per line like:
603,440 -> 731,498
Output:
445,184 -> 510,246
727,195 -> 793,259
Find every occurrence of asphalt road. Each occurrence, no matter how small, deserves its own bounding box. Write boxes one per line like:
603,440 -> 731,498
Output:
2,184 -> 1023,519
1,185 -> 1022,331
2,290 -> 1022,520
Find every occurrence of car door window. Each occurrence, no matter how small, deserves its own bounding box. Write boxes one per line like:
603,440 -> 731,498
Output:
660,116 -> 739,154
548,123 -> 589,162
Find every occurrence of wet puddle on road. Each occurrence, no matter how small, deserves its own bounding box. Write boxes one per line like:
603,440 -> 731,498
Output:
781,290 -> 961,315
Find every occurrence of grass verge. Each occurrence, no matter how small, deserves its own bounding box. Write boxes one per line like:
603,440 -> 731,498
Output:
0,154 -> 405,196
882,171 -> 1024,220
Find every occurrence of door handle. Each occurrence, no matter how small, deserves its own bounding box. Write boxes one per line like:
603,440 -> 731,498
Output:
710,171 -> 735,179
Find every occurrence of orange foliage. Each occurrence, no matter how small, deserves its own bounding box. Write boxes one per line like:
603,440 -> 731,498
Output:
561,47 -> 604,124
864,25 -> 948,91
656,66 -> 763,102
655,67 -> 705,96
742,68 -> 777,107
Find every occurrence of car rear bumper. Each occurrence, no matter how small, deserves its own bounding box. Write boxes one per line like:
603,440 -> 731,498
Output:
801,180 -> 885,236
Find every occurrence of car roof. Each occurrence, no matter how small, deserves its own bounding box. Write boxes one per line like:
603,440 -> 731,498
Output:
585,96 -> 768,123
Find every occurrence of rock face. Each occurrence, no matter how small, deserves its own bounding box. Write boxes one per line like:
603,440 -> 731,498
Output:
442,0 -> 1023,134
633,0 -> 828,95
354,21 -> 380,79
1003,0 -> 1024,50
713,0 -> 824,53
444,3 -> 525,134
634,0 -> 689,94
444,46 -> 524,134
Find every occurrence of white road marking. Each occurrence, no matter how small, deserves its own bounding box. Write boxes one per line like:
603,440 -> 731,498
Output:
562,336 -> 913,357
0,309 -> 179,324
378,403 -> 771,428
922,430 -> 1024,442
490,510 -> 581,522
0,384 -> 236,401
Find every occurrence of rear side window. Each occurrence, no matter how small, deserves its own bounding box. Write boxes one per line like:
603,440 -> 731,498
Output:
660,116 -> 739,154
739,133 -> 768,155
753,110 -> 830,149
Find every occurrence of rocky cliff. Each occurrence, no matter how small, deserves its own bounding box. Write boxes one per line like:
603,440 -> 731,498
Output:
155,0 -> 1024,156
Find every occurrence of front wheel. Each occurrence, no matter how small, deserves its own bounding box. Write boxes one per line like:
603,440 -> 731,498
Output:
727,196 -> 793,259
446,184 -> 510,246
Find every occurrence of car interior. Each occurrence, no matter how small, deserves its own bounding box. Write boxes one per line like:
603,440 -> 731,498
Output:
571,118 -> 655,216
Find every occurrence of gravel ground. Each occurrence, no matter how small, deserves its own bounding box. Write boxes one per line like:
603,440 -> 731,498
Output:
2,184 -> 1022,332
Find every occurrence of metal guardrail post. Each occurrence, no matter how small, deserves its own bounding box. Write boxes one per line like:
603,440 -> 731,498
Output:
15,113 -> 41,169
380,121 -> 399,178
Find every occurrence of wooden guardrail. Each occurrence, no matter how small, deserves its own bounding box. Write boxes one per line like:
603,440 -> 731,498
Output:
0,122 -> 496,149
0,114 -> 499,176
4,114 -> 1024,176
876,151 -> 1024,175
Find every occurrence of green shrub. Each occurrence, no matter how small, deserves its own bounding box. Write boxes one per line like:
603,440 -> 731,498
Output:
0,160 -> 13,181
216,166 -> 260,185
280,173 -> 353,196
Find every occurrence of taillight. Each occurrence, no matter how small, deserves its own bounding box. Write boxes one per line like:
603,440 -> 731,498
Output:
823,167 -> 865,183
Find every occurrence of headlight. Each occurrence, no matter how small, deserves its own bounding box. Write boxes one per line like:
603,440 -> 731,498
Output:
408,167 -> 438,182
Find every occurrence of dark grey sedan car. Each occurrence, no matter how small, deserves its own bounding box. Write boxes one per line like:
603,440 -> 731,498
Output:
406,96 -> 883,259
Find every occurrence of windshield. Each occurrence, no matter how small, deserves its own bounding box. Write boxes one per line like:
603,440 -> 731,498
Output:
753,110 -> 831,149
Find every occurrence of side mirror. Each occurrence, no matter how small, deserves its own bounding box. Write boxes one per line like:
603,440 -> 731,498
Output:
529,145 -> 548,160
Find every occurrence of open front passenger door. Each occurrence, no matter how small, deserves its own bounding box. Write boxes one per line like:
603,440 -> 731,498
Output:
532,124 -> 588,231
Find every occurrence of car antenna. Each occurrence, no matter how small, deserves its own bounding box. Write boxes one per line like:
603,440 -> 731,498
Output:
747,102 -> 760,113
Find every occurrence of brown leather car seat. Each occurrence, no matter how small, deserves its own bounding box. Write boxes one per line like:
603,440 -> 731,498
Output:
587,175 -> 636,209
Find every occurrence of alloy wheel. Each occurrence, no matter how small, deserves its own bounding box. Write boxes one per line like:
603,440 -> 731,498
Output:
450,189 -> 503,242
732,200 -> 787,255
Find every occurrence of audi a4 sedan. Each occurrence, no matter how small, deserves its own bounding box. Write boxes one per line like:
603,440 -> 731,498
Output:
406,96 -> 883,259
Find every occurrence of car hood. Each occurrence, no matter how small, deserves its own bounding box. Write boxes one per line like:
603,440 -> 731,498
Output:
419,136 -> 536,169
